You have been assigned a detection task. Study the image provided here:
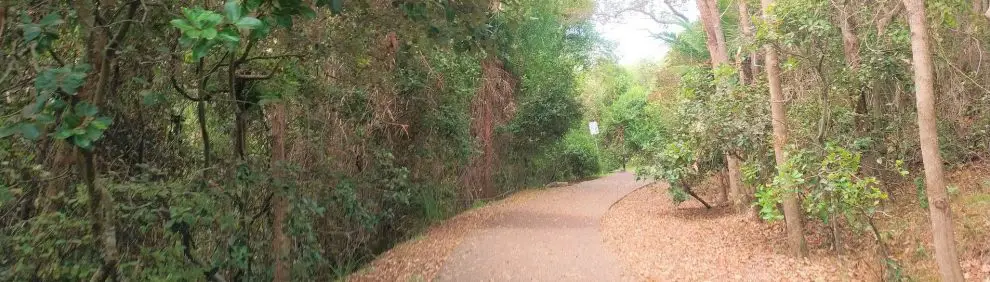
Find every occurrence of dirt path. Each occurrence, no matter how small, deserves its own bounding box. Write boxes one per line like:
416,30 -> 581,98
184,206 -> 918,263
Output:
350,172 -> 649,281
352,173 -> 864,281
436,172 -> 649,281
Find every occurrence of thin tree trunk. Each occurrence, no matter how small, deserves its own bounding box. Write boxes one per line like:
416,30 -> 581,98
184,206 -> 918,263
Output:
902,0 -> 965,279
269,102 -> 290,281
197,100 -> 211,173
684,185 -> 713,209
839,0 -> 860,70
726,155 -> 743,207
762,0 -> 808,257
718,169 -> 729,204
737,0 -> 757,86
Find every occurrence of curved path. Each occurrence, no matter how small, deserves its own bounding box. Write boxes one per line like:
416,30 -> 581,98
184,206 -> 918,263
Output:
436,172 -> 650,281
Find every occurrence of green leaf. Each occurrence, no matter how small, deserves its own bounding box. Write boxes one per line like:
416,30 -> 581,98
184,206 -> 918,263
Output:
19,123 -> 41,140
249,20 -> 271,40
34,68 -> 58,91
181,8 -> 201,28
23,25 -> 42,41
73,136 -> 92,149
75,102 -> 98,117
62,114 -> 82,128
234,17 -> 263,30
217,28 -> 240,43
170,19 -> 196,33
62,67 -> 88,94
224,1 -> 243,22
185,29 -> 203,39
83,126 -> 105,142
54,128 -> 73,140
198,11 -> 225,27
91,117 -> 113,130
274,13 -> 292,28
202,28 -> 218,40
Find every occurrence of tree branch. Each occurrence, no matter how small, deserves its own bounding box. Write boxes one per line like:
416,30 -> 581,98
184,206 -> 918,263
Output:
171,76 -> 203,101
106,0 -> 140,57
618,7 -> 684,26
662,0 -> 691,23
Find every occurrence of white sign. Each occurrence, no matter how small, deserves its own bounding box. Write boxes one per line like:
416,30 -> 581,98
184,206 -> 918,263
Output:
589,121 -> 599,135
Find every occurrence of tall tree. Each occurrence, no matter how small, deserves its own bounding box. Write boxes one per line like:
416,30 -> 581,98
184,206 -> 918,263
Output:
902,0 -> 965,279
269,102 -> 289,282
695,0 -> 742,206
761,0 -> 808,257
734,0 -> 757,213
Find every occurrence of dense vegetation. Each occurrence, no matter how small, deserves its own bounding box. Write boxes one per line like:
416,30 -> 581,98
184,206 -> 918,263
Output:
5,0 -> 990,280
594,0 -> 990,279
0,0 -> 610,280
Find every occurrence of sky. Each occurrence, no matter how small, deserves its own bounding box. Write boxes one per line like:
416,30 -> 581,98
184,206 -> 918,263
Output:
594,1 -> 700,66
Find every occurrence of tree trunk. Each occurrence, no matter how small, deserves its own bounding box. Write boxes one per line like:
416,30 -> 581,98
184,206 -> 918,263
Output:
762,0 -> 808,257
902,0 -> 965,279
696,0 -> 729,64
737,0 -> 757,85
839,0 -> 860,70
269,102 -> 290,281
696,0 -> 743,208
717,169 -> 729,204
726,155 -> 743,207
735,0 -> 757,212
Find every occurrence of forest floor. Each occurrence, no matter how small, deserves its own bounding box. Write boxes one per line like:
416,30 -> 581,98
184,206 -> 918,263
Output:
350,166 -> 990,281
603,181 -> 863,281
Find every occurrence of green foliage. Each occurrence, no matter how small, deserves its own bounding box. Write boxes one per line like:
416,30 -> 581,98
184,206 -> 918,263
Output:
804,145 -> 887,228
502,0 -> 591,151
753,145 -> 888,227
554,131 -> 602,180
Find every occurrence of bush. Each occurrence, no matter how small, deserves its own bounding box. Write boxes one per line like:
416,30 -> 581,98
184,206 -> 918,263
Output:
554,130 -> 603,180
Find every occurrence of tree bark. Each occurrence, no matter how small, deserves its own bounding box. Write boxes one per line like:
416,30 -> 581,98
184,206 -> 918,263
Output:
737,0 -> 757,85
839,0 -> 860,70
902,0 -> 965,279
269,102 -> 290,281
762,0 -> 808,257
696,0 -> 729,65
718,170 -> 730,204
726,155 -> 743,207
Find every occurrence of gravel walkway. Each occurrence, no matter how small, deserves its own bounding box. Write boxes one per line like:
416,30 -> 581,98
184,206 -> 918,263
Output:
350,172 -> 650,281
436,172 -> 650,281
